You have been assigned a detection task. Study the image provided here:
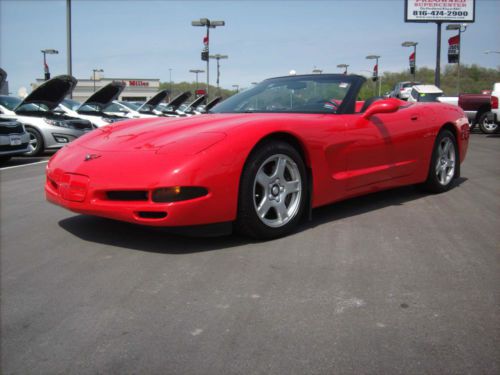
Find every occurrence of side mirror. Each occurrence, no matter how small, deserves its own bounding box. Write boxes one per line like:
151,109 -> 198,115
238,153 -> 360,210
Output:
363,99 -> 400,119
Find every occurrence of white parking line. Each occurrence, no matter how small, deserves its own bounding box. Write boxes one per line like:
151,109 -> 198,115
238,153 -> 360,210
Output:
0,160 -> 49,171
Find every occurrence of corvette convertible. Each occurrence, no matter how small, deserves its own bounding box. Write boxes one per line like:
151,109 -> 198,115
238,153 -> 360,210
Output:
46,74 -> 469,239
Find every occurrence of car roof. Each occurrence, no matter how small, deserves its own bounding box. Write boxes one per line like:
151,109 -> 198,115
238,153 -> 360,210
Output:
412,85 -> 443,94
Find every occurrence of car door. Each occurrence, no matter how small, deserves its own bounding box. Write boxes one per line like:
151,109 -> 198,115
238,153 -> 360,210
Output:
342,114 -> 392,190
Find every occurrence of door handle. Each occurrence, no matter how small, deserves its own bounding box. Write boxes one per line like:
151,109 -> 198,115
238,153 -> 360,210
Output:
411,115 -> 418,121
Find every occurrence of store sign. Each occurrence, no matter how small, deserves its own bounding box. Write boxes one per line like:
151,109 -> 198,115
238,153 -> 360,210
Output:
405,0 -> 475,23
448,34 -> 460,63
129,80 -> 149,87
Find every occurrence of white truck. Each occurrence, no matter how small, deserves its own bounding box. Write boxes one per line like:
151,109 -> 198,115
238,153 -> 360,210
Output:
491,83 -> 500,127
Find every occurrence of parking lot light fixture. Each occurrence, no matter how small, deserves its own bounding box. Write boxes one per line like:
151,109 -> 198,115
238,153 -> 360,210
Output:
402,41 -> 418,82
366,55 -> 381,96
191,18 -> 225,99
41,49 -> 59,81
92,69 -> 104,92
484,50 -> 500,55
232,84 -> 239,93
209,54 -> 228,95
189,69 -> 205,91
337,64 -> 349,75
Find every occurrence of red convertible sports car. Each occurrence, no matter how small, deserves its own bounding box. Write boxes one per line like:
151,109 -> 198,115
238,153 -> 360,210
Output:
46,74 -> 469,239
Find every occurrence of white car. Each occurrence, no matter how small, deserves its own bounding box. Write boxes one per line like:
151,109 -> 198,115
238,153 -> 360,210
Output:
0,75 -> 94,156
407,85 -> 444,103
390,81 -> 421,100
66,81 -> 129,127
103,101 -> 154,119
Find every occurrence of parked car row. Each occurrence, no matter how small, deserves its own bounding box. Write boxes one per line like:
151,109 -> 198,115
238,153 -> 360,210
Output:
388,80 -> 500,134
0,69 -> 221,157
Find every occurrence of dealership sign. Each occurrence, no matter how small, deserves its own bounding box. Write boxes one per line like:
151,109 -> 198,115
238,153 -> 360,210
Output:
405,0 -> 475,23
409,52 -> 416,74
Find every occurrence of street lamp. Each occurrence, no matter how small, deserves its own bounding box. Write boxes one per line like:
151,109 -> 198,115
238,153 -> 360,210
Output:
446,23 -> 467,95
191,18 -> 225,99
366,55 -> 381,96
484,50 -> 500,54
92,69 -> 103,92
312,66 -> 322,74
232,84 -> 239,93
337,64 -> 349,75
189,69 -> 205,91
41,49 -> 59,80
402,41 -> 418,82
209,54 -> 228,95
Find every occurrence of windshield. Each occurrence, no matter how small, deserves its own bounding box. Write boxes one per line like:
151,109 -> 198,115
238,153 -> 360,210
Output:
119,101 -> 140,110
417,92 -> 443,102
62,98 -> 81,110
0,96 -> 22,110
212,75 -> 352,114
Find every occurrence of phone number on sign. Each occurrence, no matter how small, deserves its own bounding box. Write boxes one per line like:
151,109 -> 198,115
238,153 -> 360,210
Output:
413,10 -> 469,17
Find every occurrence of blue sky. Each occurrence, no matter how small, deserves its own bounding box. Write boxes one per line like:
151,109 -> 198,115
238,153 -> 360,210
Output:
1,0 -> 499,94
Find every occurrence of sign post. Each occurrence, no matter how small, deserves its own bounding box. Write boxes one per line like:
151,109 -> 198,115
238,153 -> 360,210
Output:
404,0 -> 475,88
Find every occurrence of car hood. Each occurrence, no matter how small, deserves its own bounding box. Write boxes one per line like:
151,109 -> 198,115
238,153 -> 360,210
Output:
165,91 -> 192,112
184,95 -> 207,112
80,81 -> 125,109
16,75 -> 77,111
138,89 -> 169,111
75,113 -> 284,152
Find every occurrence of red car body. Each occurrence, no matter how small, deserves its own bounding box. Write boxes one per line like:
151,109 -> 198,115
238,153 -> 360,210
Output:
46,74 -> 469,234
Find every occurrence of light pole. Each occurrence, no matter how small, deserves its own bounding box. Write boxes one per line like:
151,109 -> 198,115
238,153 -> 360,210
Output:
209,54 -> 228,96
402,41 -> 418,82
92,69 -> 103,92
232,84 -> 239,93
191,18 -> 225,99
169,68 -> 172,97
366,55 -> 381,96
337,64 -> 349,75
189,69 -> 205,91
446,24 -> 467,95
312,66 -> 322,74
41,49 -> 59,80
484,50 -> 500,54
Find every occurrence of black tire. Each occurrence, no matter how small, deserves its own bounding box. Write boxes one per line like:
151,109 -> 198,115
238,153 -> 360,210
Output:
478,112 -> 498,134
422,130 -> 459,193
24,127 -> 44,156
0,156 -> 12,164
237,141 -> 307,240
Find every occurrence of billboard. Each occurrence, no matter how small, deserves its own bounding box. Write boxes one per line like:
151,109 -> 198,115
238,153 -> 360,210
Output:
405,0 -> 475,23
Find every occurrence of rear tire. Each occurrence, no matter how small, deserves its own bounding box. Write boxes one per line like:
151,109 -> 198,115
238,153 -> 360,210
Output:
422,130 -> 458,193
24,127 -> 44,156
0,156 -> 12,164
237,141 -> 307,240
478,111 -> 498,134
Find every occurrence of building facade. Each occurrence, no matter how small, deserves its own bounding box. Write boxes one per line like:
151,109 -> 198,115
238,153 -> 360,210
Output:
33,74 -> 161,102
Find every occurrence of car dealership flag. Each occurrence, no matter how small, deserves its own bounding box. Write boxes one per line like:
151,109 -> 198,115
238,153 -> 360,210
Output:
448,34 -> 460,64
409,52 -> 415,74
373,64 -> 378,77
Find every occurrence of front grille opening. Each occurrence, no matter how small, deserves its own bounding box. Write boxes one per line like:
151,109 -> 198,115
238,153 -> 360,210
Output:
106,190 -> 148,201
137,211 -> 167,219
48,178 -> 58,190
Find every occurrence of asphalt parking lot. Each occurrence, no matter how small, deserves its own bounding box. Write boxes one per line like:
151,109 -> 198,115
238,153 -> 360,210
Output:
1,134 -> 499,374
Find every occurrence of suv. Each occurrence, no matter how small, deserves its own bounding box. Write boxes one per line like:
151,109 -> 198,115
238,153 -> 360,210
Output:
407,85 -> 444,103
390,81 -> 421,100
0,75 -> 94,156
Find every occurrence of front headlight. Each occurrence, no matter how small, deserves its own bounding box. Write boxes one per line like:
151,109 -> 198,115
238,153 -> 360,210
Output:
44,118 -> 69,128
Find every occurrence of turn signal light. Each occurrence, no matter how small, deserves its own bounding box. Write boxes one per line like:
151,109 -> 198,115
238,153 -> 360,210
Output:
152,186 -> 208,203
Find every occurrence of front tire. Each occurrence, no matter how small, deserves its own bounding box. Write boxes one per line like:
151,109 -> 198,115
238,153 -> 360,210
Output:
422,130 -> 458,193
478,112 -> 498,134
24,127 -> 44,156
237,141 -> 307,240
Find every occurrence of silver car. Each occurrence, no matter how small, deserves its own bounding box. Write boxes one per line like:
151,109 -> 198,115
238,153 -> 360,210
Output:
0,75 -> 94,156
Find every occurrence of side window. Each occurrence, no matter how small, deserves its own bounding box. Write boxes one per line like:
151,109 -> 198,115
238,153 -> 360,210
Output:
105,103 -> 120,112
